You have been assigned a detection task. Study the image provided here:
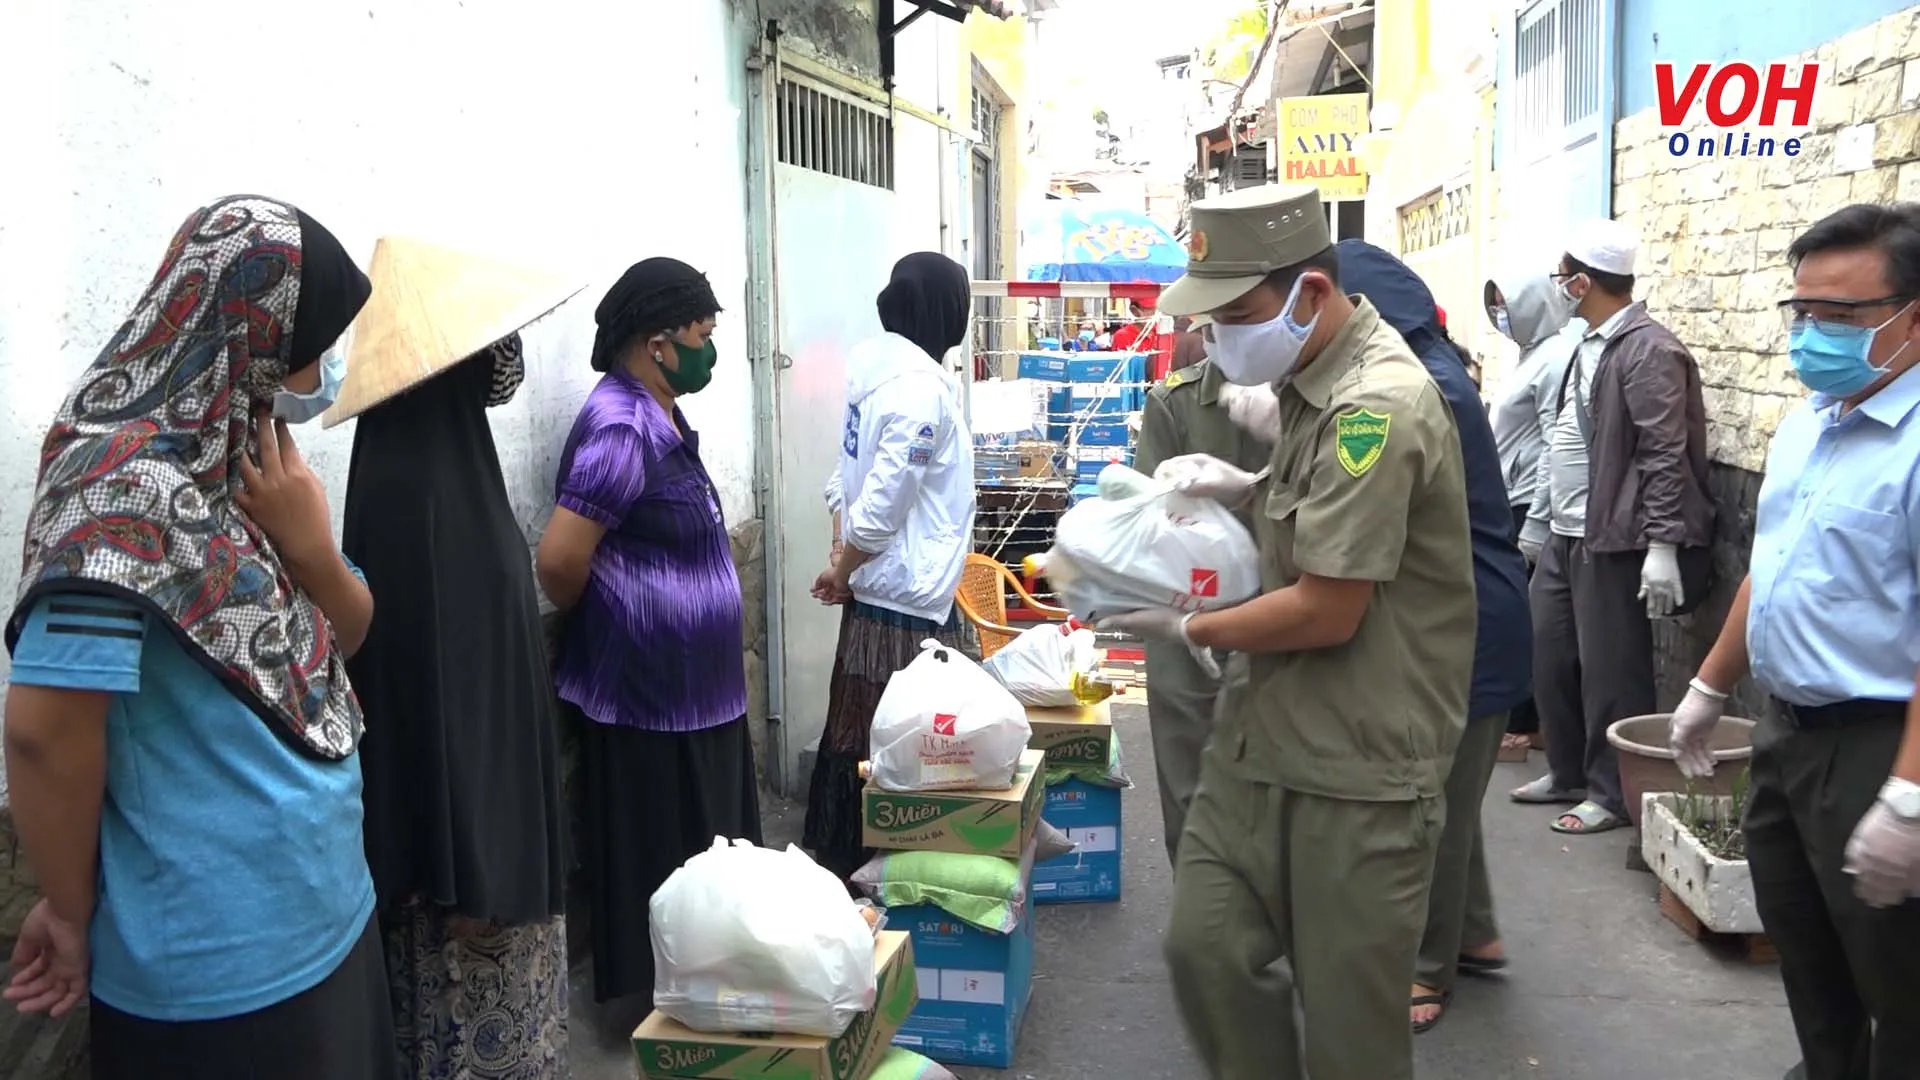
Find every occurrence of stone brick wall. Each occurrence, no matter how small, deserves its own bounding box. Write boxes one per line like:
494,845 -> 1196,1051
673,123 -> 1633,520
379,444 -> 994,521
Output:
1608,6 -> 1920,704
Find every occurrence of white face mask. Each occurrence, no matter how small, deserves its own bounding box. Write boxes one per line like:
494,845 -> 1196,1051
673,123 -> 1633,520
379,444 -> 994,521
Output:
1210,276 -> 1319,386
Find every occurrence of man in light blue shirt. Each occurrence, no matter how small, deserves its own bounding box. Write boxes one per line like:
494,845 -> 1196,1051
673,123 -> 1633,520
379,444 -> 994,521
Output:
1669,202 -> 1920,1080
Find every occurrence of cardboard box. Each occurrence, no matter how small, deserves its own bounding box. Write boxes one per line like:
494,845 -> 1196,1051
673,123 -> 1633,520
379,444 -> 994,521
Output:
1016,352 -> 1070,382
862,749 -> 1045,858
1024,702 -> 1114,770
890,901 -> 1035,1069
1013,440 -> 1061,479
1033,777 -> 1123,904
1070,418 -> 1131,448
634,930 -> 918,1080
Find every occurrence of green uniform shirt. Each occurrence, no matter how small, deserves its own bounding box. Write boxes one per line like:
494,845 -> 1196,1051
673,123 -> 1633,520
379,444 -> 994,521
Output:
1215,299 -> 1476,801
1134,358 -> 1276,500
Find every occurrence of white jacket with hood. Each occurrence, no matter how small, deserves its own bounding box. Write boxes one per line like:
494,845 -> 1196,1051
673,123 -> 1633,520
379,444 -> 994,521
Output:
825,331 -> 976,622
1488,272 -> 1584,510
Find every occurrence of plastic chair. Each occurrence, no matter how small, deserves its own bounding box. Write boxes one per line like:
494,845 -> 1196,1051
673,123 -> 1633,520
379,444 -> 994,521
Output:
954,553 -> 1071,659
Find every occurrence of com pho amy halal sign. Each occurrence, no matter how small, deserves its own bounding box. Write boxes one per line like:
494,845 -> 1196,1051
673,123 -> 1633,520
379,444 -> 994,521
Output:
1280,93 -> 1370,201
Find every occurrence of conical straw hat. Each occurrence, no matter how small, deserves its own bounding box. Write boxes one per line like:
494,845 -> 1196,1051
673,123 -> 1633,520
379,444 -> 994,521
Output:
322,236 -> 583,427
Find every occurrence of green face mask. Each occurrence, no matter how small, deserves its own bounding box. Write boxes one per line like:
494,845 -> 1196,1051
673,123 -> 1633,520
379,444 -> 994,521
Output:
660,337 -> 717,395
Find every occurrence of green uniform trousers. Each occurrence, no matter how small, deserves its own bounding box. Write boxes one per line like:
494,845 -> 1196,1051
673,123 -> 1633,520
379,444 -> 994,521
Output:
1745,710 -> 1920,1080
1167,755 -> 1443,1079
1415,710 -> 1507,990
1143,641 -> 1218,863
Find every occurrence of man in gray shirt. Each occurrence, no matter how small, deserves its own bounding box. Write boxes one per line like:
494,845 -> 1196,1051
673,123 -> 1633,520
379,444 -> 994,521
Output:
1510,219 -> 1716,836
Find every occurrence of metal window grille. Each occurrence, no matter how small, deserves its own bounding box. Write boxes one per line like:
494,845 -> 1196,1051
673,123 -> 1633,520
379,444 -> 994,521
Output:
1513,0 -> 1607,163
1229,144 -> 1269,190
972,62 -> 1002,157
776,76 -> 894,190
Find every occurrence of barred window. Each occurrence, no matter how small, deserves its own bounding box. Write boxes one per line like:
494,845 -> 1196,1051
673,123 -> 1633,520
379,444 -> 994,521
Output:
777,76 -> 894,190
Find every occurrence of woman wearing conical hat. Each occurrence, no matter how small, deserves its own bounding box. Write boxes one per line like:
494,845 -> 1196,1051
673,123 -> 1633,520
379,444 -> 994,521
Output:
331,238 -> 573,1076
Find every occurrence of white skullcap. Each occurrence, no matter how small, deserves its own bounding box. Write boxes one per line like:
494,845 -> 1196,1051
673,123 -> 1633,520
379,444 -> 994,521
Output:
1566,218 -> 1639,276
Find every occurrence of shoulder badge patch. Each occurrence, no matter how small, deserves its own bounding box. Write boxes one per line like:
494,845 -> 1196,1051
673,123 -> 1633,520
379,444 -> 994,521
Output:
1163,368 -> 1191,390
1334,408 -> 1391,478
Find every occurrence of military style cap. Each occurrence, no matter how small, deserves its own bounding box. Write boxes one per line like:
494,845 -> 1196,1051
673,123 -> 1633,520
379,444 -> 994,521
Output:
1159,183 -> 1332,317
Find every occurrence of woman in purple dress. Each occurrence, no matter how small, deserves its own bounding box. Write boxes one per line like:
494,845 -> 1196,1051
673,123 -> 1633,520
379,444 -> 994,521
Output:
535,257 -> 761,1008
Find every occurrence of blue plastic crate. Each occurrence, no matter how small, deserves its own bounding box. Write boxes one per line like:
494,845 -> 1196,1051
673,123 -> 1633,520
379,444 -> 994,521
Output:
891,902 -> 1035,1069
1017,352 -> 1071,382
1033,778 -> 1123,904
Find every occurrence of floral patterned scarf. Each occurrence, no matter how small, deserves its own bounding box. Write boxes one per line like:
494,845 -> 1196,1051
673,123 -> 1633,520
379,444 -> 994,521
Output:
8,195 -> 371,759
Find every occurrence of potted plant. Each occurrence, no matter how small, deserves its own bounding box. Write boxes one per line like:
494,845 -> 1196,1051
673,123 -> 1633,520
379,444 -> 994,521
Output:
1640,772 -> 1762,935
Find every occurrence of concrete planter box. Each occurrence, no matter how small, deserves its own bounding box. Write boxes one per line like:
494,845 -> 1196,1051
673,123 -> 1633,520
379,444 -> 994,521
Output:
1641,792 -> 1761,934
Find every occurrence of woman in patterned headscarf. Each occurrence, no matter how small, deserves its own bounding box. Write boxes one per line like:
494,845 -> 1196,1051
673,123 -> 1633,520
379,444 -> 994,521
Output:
1,196 -> 399,1080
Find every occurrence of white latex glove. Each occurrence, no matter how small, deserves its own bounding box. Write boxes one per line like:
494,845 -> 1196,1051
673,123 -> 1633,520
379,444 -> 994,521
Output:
1152,453 -> 1266,506
1096,609 -> 1221,679
1517,517 -> 1549,566
1215,382 -> 1282,444
1843,787 -> 1920,907
1668,678 -> 1728,779
1639,541 -> 1684,618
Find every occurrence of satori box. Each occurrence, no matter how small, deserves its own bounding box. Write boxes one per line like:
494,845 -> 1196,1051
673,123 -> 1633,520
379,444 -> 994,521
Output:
862,749 -> 1045,859
1024,702 -> 1114,770
1033,776 -> 1123,904
634,930 -> 918,1080
890,900 -> 1035,1069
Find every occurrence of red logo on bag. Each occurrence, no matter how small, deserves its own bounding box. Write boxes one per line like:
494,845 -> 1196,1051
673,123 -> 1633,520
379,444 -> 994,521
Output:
1190,568 -> 1220,597
932,713 -> 957,736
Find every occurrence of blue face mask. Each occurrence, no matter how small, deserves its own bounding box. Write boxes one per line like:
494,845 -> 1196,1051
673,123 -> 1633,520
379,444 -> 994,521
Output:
1078,329 -> 1096,343
273,340 -> 347,424
1493,307 -> 1512,338
1788,301 -> 1915,398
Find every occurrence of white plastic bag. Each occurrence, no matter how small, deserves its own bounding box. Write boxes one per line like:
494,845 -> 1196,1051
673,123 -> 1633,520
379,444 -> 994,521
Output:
1047,464 -> 1260,623
651,838 -> 877,1037
870,640 -> 1033,792
982,623 -> 1099,707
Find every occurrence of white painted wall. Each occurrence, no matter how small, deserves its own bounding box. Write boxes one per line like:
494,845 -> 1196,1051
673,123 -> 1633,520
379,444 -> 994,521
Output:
0,0 -> 757,800
761,13 -> 969,791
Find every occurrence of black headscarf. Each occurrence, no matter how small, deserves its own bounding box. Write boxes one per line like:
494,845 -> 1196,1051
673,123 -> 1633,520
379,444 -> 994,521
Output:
288,209 -> 369,372
878,252 -> 971,362
590,257 -> 723,372
342,333 -> 565,921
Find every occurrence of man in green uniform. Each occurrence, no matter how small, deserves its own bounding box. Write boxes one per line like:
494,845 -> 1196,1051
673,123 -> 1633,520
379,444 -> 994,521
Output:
1132,318 -> 1274,862
1102,184 -> 1476,1080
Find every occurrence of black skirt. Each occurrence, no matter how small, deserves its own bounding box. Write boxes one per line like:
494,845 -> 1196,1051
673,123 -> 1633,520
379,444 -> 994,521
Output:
89,915 -> 400,1080
801,602 -> 975,884
576,707 -> 763,1004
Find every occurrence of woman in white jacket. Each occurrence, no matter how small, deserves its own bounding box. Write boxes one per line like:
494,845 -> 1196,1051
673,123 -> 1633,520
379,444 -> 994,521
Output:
803,252 -> 977,883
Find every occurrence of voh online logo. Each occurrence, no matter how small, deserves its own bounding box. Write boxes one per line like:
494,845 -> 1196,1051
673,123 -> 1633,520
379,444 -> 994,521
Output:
1654,61 -> 1816,158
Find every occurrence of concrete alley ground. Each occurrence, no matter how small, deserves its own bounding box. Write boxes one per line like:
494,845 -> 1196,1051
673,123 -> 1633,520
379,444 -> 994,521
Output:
574,701 -> 1803,1080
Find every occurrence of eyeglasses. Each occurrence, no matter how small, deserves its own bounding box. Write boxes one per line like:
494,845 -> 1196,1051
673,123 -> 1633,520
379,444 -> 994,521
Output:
1776,295 -> 1914,335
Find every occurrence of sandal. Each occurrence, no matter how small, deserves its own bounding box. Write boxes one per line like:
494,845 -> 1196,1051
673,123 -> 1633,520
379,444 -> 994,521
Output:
1457,953 -> 1509,975
1550,800 -> 1624,835
1510,775 -> 1587,805
1410,988 -> 1451,1034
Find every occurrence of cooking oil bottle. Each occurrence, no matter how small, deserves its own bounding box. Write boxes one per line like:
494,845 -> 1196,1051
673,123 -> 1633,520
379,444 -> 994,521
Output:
1069,670 -> 1116,705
